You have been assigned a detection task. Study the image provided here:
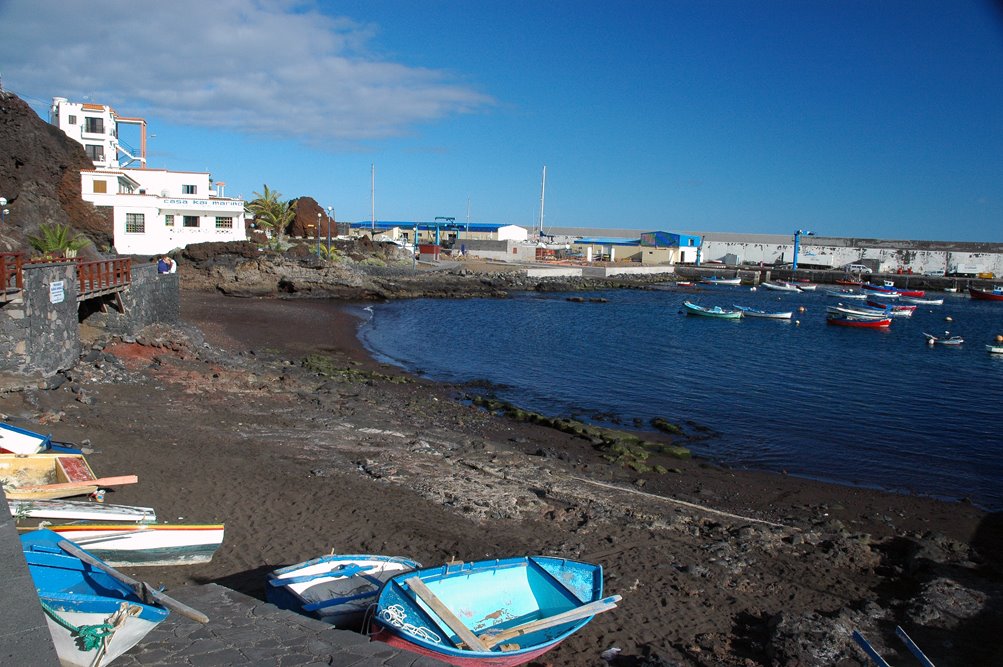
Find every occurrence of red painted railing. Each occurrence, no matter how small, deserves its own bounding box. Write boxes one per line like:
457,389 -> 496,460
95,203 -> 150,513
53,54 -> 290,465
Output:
1,252 -> 25,292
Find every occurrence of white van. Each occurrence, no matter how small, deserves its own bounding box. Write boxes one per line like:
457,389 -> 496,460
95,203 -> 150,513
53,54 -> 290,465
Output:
846,264 -> 872,274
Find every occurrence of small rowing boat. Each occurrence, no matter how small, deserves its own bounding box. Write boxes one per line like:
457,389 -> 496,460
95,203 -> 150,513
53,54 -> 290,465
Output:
969,286 -> 1003,301
8,498 -> 156,522
268,554 -> 420,628
826,314 -> 892,328
732,305 -> 793,319
682,301 -> 743,319
26,523 -> 225,567
824,288 -> 866,300
700,276 -> 742,285
759,280 -> 801,292
987,344 -> 1003,354
900,296 -> 943,305
923,332 -> 964,346
372,556 -> 620,667
0,454 -> 137,501
0,423 -> 82,455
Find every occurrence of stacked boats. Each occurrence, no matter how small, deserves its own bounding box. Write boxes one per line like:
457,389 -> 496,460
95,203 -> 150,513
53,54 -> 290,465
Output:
5,421 -> 222,666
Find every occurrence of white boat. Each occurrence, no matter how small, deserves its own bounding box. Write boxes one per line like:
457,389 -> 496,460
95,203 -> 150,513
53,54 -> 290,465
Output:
826,304 -> 890,319
824,289 -> 867,300
29,523 -> 225,567
267,554 -> 420,627
9,498 -> 156,522
0,422 -> 49,454
864,290 -> 900,299
793,282 -> 817,291
944,287 -> 958,293
924,332 -> 964,346
900,296 -> 944,305
987,344 -> 1003,354
732,305 -> 793,319
700,276 -> 742,285
760,281 -> 801,292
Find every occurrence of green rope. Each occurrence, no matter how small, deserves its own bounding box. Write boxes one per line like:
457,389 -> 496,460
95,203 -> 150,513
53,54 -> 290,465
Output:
40,601 -> 116,652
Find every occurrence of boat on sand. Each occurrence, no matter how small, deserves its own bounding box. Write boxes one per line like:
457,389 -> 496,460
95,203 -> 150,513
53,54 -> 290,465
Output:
0,454 -> 137,501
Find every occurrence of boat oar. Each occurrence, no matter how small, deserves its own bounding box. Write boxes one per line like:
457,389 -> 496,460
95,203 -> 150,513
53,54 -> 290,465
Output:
18,475 -> 139,491
57,539 -> 209,623
479,595 -> 622,649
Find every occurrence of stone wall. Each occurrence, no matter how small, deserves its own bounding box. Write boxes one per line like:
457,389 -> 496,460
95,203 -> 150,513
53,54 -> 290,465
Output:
103,264 -> 180,334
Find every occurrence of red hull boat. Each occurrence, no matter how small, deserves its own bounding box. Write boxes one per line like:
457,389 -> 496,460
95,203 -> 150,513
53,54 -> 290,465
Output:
969,286 -> 1003,301
826,314 -> 892,328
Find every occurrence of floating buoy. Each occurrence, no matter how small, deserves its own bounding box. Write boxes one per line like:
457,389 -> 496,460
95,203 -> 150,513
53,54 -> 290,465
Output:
945,316 -> 953,322
996,334 -> 1003,343
928,338 -> 935,345
795,319 -> 800,326
798,306 -> 806,312
750,286 -> 757,292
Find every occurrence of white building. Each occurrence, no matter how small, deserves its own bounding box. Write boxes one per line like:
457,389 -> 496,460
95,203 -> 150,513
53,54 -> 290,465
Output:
50,97 -> 246,255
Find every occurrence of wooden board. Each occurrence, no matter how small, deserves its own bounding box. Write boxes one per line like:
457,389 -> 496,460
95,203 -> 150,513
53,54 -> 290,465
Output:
404,576 -> 490,652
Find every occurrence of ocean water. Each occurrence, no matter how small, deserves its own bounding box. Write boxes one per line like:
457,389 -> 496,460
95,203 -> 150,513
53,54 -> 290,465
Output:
357,286 -> 1003,511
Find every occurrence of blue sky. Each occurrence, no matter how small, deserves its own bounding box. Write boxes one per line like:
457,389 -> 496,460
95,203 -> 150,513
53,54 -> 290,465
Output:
2,0 -> 1002,241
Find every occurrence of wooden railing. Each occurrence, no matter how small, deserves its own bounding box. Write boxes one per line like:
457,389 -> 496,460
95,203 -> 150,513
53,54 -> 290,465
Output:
2,255 -> 132,301
1,252 -> 25,292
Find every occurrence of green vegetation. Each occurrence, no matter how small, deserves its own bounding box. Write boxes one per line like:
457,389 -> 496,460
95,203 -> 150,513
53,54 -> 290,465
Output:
27,223 -> 92,258
246,184 -> 295,244
471,396 -> 690,472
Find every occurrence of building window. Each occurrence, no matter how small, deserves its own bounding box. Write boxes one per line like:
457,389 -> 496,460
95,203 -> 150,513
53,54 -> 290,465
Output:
125,213 -> 145,233
84,117 -> 104,134
67,115 -> 77,124
182,184 -> 197,195
215,216 -> 234,229
92,180 -> 107,194
183,215 -> 200,228
165,214 -> 175,227
85,145 -> 105,162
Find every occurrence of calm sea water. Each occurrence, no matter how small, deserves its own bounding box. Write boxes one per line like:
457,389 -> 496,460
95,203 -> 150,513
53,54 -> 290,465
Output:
357,286 -> 1003,511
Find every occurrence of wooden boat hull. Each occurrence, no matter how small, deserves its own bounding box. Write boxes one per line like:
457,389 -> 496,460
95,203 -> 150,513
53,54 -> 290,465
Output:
21,529 -> 169,667
827,315 -> 891,328
35,524 -> 225,567
969,286 -> 1003,301
267,554 -> 419,628
0,454 -> 98,500
9,498 -> 156,522
373,556 -> 615,667
683,301 -> 742,319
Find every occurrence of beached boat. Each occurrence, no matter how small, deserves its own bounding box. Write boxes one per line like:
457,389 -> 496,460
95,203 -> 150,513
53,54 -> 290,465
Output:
0,423 -> 82,455
824,289 -> 867,300
899,296 -> 944,305
700,276 -> 742,286
267,554 -> 420,627
923,332 -> 964,346
27,523 -> 225,567
969,286 -> 1003,301
682,301 -> 743,319
21,529 -> 174,667
732,305 -> 793,319
759,281 -> 801,292
8,498 -> 156,522
372,556 -> 620,667
826,314 -> 892,328
0,454 -> 136,501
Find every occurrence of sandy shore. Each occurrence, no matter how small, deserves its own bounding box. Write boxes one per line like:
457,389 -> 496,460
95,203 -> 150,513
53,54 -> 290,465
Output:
3,290 -> 999,666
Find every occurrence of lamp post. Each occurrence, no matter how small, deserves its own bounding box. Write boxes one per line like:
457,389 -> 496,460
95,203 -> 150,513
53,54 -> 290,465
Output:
315,213 -> 321,256
792,229 -> 814,273
326,206 -> 333,253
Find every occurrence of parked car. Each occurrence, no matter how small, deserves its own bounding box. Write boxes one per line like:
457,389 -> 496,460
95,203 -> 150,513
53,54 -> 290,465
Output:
845,264 -> 873,274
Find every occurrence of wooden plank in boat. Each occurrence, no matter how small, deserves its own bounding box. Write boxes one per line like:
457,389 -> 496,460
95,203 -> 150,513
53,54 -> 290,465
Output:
403,576 -> 490,652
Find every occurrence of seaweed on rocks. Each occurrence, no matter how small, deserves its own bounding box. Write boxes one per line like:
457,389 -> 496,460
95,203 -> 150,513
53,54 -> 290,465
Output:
301,353 -> 413,384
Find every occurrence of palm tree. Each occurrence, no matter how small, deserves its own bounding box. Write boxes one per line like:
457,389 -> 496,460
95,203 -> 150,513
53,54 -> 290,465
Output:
27,223 -> 92,259
246,184 -> 294,244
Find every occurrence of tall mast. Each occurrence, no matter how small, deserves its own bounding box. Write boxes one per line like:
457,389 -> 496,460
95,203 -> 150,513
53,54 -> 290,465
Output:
370,163 -> 376,231
538,165 -> 546,236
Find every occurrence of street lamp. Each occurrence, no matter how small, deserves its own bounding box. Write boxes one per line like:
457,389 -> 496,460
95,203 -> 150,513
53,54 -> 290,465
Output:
315,213 -> 321,256
326,206 -> 333,253
792,229 -> 815,273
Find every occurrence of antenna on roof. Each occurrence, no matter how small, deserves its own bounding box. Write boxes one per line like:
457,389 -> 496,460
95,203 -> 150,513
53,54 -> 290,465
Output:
538,165 -> 546,237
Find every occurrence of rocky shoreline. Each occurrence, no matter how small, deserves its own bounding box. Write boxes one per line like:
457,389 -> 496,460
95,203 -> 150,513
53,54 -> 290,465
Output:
3,255 -> 1002,665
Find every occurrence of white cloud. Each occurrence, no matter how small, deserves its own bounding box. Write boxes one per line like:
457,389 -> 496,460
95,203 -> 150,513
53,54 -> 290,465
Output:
0,0 -> 493,144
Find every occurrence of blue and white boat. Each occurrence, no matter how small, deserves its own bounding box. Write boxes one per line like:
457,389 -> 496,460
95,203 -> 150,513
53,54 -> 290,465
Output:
267,554 -> 420,628
682,301 -> 743,319
372,556 -> 620,666
21,529 -> 171,667
0,422 -> 82,455
732,305 -> 793,320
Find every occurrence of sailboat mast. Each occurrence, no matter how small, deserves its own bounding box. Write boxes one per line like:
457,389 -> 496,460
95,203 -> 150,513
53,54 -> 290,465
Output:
538,165 -> 546,236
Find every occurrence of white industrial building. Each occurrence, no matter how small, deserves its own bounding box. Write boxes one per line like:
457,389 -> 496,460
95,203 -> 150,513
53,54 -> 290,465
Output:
50,97 -> 246,255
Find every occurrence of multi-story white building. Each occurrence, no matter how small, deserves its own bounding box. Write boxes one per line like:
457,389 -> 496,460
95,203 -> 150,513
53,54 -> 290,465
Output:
50,97 -> 246,255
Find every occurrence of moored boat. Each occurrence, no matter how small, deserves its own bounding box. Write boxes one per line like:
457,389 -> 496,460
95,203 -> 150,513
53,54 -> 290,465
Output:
826,304 -> 889,319
923,332 -> 964,346
826,314 -> 892,328
899,296 -> 944,305
824,288 -> 866,300
267,554 -> 420,628
759,281 -> 801,292
21,529 -> 173,667
28,523 -> 225,567
732,305 -> 793,319
682,301 -> 743,319
700,276 -> 742,286
372,556 -> 620,667
987,344 -> 1003,354
969,286 -> 1003,301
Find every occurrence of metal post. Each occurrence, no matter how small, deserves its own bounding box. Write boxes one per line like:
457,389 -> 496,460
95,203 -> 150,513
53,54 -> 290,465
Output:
792,231 -> 801,273
326,206 -> 333,252
315,213 -> 321,256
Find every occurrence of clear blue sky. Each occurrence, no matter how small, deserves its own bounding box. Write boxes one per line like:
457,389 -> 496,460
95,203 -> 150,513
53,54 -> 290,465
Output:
3,0 -> 1002,241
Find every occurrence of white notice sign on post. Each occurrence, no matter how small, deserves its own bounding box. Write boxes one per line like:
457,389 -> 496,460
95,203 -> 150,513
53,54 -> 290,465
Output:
49,281 -> 65,304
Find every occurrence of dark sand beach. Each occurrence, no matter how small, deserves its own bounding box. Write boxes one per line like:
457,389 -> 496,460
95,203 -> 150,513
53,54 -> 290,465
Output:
4,290 -> 1000,666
